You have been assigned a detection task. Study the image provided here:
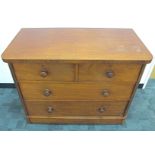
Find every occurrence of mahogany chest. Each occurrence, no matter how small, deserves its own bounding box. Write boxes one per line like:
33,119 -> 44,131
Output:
2,28 -> 152,124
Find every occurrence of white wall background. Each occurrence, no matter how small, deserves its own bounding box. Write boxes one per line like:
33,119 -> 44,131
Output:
0,0 -> 155,85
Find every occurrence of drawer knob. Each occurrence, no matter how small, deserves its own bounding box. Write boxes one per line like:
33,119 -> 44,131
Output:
106,71 -> 114,78
98,107 -> 106,113
40,71 -> 48,77
102,89 -> 109,96
43,89 -> 52,96
47,106 -> 54,113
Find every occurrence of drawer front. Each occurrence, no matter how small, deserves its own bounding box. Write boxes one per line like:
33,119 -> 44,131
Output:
79,63 -> 141,82
13,63 -> 75,81
20,82 -> 134,100
26,101 -> 127,116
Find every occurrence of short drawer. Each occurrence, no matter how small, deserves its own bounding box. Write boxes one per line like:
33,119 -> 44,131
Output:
26,101 -> 127,116
13,62 -> 75,81
79,63 -> 141,82
19,82 -> 134,101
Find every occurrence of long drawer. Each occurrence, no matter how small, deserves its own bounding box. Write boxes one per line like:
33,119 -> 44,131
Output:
19,82 -> 134,101
26,101 -> 127,116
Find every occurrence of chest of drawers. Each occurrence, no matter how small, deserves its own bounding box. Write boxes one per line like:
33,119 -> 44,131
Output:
2,28 -> 152,124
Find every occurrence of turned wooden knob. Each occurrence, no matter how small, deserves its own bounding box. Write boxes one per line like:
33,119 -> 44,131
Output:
105,71 -> 114,78
43,89 -> 52,96
102,89 -> 109,97
47,106 -> 54,113
98,107 -> 106,113
40,71 -> 48,77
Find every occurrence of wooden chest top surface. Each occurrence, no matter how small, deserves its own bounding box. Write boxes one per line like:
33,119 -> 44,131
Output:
2,28 -> 152,63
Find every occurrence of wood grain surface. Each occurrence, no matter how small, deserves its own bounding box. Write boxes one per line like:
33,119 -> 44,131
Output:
19,82 -> 134,101
28,116 -> 125,124
13,62 -> 142,82
2,28 -> 152,63
26,101 -> 127,116
13,62 -> 75,81
79,63 -> 142,82
1,28 -> 152,124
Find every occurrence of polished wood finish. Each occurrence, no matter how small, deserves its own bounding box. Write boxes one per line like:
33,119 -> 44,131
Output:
28,116 -> 125,124
26,101 -> 127,116
79,63 -> 141,82
13,62 -> 142,82
2,28 -> 152,63
124,64 -> 146,116
1,28 -> 152,124
19,82 -> 134,101
8,64 -> 30,121
13,62 -> 75,81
